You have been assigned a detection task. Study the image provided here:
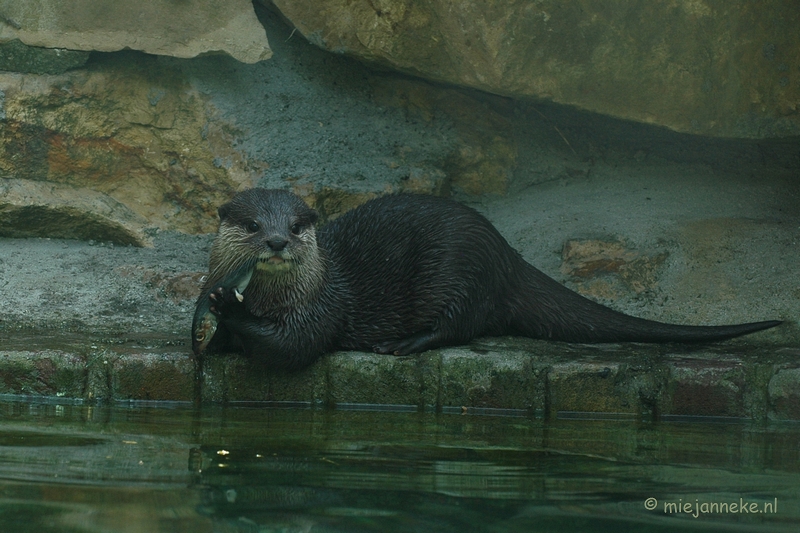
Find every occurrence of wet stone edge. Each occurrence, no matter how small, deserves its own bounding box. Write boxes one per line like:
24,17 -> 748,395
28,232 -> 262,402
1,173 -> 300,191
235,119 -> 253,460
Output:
0,338 -> 798,421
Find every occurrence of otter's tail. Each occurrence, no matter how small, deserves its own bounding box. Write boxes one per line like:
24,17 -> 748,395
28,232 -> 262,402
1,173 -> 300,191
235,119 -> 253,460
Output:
508,264 -> 781,343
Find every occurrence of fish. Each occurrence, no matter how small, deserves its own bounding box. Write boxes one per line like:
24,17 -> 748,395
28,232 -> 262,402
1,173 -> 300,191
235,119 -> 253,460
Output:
192,260 -> 255,355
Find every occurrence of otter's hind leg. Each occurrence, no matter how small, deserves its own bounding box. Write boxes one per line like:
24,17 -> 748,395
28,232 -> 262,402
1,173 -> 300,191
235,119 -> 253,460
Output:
373,331 -> 441,356
372,276 -> 498,356
372,309 -> 484,355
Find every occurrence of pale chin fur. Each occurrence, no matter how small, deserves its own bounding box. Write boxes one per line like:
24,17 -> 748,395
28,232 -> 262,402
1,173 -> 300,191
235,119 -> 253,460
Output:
255,252 -> 293,274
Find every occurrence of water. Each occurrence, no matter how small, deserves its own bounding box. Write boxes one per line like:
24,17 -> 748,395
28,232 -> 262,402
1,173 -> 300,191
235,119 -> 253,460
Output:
0,400 -> 798,532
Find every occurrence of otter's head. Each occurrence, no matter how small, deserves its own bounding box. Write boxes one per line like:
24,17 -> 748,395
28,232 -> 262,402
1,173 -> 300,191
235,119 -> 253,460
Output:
207,189 -> 322,296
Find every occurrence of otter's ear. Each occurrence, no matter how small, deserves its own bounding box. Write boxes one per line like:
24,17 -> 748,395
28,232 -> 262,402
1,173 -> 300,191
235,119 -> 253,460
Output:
309,209 -> 319,225
218,203 -> 231,220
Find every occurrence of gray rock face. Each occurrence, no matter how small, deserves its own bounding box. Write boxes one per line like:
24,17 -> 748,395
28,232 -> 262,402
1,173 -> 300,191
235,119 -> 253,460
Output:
0,178 -> 151,246
0,0 -> 271,63
0,39 -> 88,74
268,0 -> 800,139
0,55 -> 258,240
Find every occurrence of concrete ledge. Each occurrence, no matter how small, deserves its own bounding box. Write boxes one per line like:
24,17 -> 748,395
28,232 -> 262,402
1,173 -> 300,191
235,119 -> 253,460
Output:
1,333 -> 798,421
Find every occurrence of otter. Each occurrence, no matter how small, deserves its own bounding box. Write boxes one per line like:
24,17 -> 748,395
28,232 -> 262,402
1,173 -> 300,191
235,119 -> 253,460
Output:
194,188 -> 781,369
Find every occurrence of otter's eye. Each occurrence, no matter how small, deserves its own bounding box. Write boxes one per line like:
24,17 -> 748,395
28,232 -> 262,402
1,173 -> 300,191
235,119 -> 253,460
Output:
290,223 -> 303,235
246,221 -> 260,233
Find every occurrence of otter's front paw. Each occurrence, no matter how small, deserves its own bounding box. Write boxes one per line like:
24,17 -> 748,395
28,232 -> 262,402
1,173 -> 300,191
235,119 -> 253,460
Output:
208,286 -> 246,317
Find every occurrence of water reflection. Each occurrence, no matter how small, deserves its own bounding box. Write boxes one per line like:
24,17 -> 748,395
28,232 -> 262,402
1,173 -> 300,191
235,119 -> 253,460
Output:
0,400 -> 798,532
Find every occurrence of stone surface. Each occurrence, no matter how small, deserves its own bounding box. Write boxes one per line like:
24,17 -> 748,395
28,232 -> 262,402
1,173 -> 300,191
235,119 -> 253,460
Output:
201,354 -> 324,403
370,77 -> 517,195
0,178 -> 152,245
269,0 -> 800,138
2,337 -> 800,420
0,39 -> 88,74
768,362 -> 800,420
547,360 -> 638,417
0,0 -> 271,63
111,352 -> 195,402
327,352 -> 425,406
560,239 -> 669,301
438,347 -> 544,411
0,54 -> 259,239
0,349 -> 86,397
665,357 -> 748,417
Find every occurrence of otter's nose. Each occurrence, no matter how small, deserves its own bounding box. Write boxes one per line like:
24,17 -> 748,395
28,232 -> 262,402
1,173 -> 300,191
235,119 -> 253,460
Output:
266,238 -> 289,252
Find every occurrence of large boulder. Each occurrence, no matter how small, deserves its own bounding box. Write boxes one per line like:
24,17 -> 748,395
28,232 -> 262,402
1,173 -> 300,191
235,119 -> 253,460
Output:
0,0 -> 271,63
268,0 -> 800,138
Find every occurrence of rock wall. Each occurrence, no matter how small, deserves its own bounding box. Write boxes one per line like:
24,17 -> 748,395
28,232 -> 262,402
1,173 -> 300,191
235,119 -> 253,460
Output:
268,0 -> 800,138
0,0 -> 271,63
0,2 -> 797,247
0,7 -> 522,243
0,54 -> 258,244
